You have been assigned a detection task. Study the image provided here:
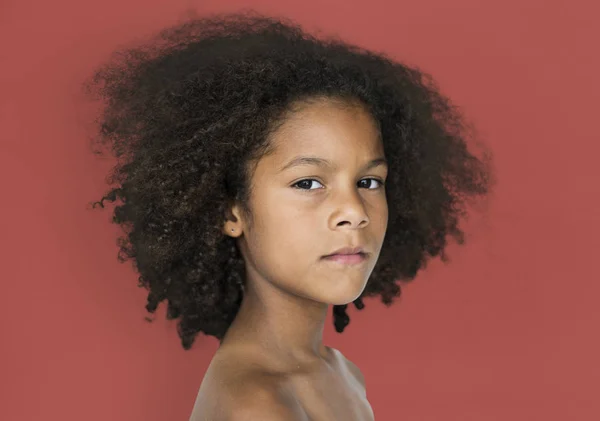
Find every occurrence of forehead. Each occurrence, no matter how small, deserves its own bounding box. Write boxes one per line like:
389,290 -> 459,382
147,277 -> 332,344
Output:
266,99 -> 383,165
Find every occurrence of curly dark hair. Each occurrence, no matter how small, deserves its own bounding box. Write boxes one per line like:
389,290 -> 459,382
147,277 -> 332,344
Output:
84,11 -> 493,350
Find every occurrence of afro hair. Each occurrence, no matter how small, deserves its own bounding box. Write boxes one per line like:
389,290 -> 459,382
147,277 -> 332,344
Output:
85,11 -> 494,350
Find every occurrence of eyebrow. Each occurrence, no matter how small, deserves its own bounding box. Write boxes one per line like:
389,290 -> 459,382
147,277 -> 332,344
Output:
278,156 -> 388,173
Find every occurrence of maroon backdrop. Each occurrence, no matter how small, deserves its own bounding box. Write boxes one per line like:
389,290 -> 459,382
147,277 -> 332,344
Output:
1,0 -> 598,420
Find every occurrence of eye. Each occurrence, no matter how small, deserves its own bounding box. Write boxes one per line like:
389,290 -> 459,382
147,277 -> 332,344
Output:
358,178 -> 385,189
292,178 -> 385,191
292,179 -> 325,190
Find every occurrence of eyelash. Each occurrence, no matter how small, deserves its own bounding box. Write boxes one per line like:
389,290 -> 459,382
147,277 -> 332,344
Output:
292,178 -> 385,191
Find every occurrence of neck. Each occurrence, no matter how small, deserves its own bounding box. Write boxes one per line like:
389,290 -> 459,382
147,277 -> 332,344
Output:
220,276 -> 331,370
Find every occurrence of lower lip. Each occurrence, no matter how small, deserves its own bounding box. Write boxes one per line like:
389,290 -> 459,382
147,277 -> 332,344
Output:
322,253 -> 367,265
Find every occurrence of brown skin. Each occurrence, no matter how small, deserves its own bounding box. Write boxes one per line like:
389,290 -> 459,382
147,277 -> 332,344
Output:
193,98 -> 387,419
222,97 -> 388,366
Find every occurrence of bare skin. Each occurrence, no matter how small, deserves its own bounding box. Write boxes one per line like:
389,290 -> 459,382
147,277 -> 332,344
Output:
189,97 -> 387,420
190,344 -> 374,420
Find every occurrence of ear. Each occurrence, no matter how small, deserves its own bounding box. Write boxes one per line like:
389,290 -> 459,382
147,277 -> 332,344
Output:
223,202 -> 244,237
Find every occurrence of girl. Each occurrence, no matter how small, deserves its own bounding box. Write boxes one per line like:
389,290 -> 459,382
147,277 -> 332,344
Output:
87,11 -> 493,420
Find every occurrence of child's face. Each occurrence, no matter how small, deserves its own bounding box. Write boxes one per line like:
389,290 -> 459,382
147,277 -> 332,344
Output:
232,99 -> 388,305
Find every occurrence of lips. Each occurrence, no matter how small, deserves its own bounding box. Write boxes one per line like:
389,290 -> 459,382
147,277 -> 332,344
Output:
323,253 -> 367,264
324,246 -> 365,257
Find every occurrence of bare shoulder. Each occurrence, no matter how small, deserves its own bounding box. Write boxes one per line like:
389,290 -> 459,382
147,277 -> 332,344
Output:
226,378 -> 309,421
189,350 -> 308,421
332,347 -> 367,390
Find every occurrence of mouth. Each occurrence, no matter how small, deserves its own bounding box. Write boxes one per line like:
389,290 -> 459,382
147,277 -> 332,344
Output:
321,252 -> 368,265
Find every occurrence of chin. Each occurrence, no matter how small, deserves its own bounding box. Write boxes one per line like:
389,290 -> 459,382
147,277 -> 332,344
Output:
324,283 -> 368,306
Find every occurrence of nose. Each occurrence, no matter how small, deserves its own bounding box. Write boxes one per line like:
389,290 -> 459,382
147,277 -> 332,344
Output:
328,188 -> 370,230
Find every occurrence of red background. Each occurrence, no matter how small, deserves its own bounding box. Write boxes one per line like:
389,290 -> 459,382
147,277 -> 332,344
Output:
1,0 -> 599,420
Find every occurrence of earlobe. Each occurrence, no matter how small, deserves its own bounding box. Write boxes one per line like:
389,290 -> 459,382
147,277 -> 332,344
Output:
223,203 -> 243,237
223,215 -> 239,235
223,222 -> 242,237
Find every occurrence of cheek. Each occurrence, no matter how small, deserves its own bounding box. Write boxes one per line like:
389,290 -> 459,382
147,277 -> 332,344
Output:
379,206 -> 389,234
266,213 -> 318,261
375,195 -> 388,226
251,209 -> 318,274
